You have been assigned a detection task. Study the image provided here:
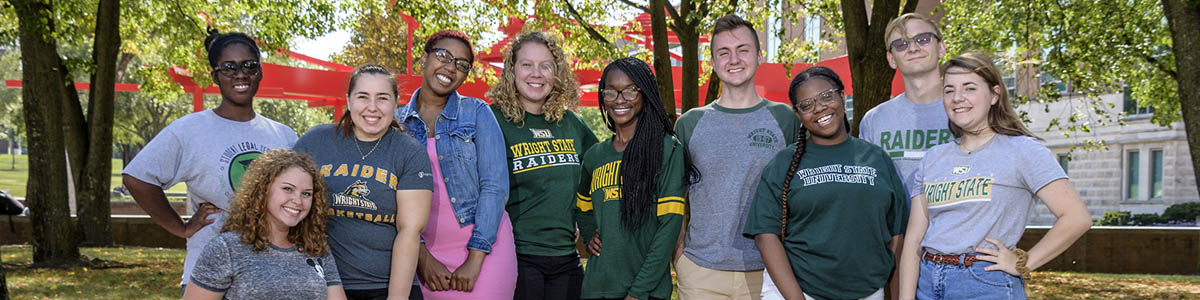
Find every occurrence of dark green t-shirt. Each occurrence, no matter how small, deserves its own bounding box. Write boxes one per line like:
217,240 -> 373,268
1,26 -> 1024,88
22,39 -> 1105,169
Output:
492,108 -> 599,256
575,135 -> 686,300
743,137 -> 908,300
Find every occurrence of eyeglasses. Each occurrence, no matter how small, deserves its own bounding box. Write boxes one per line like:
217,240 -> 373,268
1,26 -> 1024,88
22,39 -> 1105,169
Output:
214,61 -> 261,77
431,48 -> 472,73
793,88 -> 842,113
889,32 -> 940,52
600,86 -> 640,103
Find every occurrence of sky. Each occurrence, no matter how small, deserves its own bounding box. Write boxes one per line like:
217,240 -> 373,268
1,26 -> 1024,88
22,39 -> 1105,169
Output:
291,30 -> 352,61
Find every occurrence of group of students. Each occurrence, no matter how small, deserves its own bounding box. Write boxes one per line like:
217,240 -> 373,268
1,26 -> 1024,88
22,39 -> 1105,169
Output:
122,11 -> 1091,300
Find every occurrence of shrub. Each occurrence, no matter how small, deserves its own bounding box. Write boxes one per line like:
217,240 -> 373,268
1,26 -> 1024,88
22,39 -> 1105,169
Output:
1161,202 -> 1200,223
1131,213 -> 1164,226
1097,211 -> 1132,226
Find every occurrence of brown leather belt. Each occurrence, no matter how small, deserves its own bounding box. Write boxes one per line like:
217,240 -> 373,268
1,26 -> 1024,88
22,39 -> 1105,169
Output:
923,252 -> 978,267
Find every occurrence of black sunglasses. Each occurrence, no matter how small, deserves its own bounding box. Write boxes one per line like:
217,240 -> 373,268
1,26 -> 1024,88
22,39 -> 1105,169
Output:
889,32 -> 940,52
214,61 -> 261,78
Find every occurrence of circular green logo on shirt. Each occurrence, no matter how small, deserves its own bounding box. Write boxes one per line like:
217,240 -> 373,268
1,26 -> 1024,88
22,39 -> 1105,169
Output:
228,151 -> 264,190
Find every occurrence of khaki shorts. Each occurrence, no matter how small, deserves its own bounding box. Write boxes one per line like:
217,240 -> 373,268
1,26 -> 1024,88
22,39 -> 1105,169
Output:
675,254 -> 764,300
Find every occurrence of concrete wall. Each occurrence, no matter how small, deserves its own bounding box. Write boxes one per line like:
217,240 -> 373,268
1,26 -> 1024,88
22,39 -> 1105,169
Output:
0,216 -> 184,248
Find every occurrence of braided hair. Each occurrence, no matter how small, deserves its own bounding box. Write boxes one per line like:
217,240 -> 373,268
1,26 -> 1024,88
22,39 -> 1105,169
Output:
779,66 -> 848,237
599,57 -> 699,229
203,29 -> 261,69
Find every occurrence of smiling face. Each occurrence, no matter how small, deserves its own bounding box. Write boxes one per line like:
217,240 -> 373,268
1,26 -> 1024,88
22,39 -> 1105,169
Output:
885,18 -> 945,76
792,78 -> 847,145
213,43 -> 262,106
943,66 -> 1000,134
602,69 -> 643,130
348,73 -> 397,140
422,38 -> 471,97
711,26 -> 761,88
265,167 -> 314,232
513,42 -> 556,108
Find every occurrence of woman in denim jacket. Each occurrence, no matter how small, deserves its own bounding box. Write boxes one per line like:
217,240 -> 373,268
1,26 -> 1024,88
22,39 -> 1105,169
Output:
393,30 -> 518,299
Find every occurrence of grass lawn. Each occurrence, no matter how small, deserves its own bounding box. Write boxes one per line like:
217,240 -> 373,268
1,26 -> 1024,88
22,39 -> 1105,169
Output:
0,154 -> 187,199
3,246 -> 1199,299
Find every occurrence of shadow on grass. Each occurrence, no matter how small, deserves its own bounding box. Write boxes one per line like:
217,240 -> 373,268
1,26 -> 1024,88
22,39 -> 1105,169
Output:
2,245 -> 184,300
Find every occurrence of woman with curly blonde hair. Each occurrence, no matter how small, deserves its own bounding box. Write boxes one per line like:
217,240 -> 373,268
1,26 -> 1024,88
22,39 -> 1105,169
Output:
185,149 -> 347,300
485,31 -> 597,300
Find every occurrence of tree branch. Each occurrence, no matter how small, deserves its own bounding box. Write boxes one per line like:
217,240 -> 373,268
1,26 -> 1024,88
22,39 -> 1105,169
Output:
618,0 -> 650,13
902,0 -> 919,14
561,0 -> 613,45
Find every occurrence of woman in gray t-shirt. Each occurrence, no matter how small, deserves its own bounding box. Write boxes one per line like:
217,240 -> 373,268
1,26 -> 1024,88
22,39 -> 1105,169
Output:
897,53 -> 1091,300
185,150 -> 346,299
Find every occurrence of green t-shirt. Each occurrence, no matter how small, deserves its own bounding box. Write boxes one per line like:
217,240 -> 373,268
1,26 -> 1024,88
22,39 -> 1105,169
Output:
493,108 -> 599,256
575,135 -> 686,300
743,137 -> 908,300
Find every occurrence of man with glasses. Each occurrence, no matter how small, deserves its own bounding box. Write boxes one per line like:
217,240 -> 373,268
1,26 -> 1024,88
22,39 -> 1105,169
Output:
856,12 -> 951,297
671,14 -> 800,300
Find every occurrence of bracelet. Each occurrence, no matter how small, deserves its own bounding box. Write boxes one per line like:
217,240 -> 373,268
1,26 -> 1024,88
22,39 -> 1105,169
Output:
1013,248 -> 1031,276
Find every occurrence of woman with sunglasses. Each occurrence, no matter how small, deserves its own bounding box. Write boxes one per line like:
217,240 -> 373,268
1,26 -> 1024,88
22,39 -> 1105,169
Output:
575,57 -> 696,300
484,31 -> 597,300
123,29 -> 299,294
744,66 -> 908,300
393,30 -> 517,299
897,53 -> 1089,300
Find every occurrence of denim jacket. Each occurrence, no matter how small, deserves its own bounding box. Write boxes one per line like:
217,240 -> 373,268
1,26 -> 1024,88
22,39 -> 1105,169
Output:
395,88 -> 509,253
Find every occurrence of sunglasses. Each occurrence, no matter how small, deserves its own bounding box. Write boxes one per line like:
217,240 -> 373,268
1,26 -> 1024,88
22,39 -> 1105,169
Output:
600,86 -> 641,103
793,88 -> 842,114
431,48 -> 472,73
213,61 -> 261,78
889,32 -> 940,52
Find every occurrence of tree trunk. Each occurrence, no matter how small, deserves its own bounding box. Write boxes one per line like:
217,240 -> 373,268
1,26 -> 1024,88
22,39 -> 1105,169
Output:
704,70 -> 721,105
1,247 -> 7,300
78,0 -> 120,247
12,0 -> 81,267
1163,0 -> 1200,205
675,2 -> 700,114
841,0 -> 917,137
650,0 -> 676,122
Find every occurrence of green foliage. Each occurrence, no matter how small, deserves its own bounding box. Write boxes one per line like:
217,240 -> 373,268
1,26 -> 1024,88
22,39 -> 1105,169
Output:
254,98 -> 332,136
577,107 -> 613,142
1097,211 -> 1132,226
1162,202 -> 1200,222
939,0 -> 1178,151
332,4 -> 411,74
1131,213 -> 1164,226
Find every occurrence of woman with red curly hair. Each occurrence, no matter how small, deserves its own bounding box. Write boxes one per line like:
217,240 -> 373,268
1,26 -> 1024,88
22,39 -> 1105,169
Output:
184,149 -> 346,299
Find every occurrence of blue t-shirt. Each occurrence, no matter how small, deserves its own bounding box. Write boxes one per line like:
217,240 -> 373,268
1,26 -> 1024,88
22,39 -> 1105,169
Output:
294,124 -> 433,290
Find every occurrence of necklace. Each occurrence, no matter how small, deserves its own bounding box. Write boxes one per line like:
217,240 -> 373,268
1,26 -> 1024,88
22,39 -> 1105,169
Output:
960,131 -> 997,154
355,136 -> 383,160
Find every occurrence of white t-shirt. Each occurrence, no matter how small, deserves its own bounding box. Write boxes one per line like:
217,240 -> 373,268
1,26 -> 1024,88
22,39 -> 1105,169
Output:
122,109 -> 298,285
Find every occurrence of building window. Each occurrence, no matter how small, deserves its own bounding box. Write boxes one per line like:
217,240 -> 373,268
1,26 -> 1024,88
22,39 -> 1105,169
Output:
1057,154 -> 1069,174
1123,86 -> 1154,116
1127,150 -> 1140,200
1152,150 -> 1163,199
804,16 -> 821,46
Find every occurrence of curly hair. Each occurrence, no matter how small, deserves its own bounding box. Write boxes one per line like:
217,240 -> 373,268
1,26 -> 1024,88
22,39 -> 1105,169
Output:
221,149 -> 330,257
486,31 -> 580,124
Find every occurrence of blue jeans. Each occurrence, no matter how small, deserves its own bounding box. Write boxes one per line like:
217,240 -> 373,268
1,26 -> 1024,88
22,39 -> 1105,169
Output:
917,256 -> 1026,300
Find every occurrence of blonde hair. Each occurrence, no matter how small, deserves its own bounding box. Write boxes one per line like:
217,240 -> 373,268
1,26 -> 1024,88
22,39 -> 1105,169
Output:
884,13 -> 942,48
485,31 -> 579,124
940,52 -> 1036,139
222,149 -> 330,257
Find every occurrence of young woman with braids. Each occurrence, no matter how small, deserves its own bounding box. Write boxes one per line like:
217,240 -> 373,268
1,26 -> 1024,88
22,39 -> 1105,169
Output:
294,65 -> 433,300
123,29 -> 298,294
897,53 -> 1089,300
485,31 -> 597,300
743,66 -> 908,300
574,57 -> 696,300
184,149 -> 346,300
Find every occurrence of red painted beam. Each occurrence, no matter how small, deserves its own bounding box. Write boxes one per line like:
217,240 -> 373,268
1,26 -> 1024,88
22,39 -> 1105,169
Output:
5,79 -> 142,92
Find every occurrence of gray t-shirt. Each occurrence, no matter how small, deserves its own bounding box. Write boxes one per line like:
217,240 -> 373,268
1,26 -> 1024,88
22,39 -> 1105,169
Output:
293,124 -> 433,290
858,93 -> 952,194
122,109 -> 298,285
674,99 -> 799,271
913,134 -> 1067,255
190,232 -> 342,299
